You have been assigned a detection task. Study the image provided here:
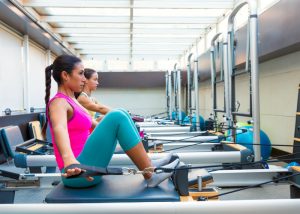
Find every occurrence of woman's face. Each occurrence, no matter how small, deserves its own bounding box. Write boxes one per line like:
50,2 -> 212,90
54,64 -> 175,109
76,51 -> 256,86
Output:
63,62 -> 86,93
86,72 -> 99,91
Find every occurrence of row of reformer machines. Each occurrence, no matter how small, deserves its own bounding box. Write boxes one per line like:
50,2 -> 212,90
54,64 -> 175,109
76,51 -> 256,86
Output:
0,1 -> 300,213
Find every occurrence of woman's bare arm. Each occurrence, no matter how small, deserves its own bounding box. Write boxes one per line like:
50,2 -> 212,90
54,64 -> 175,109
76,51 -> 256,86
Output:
91,119 -> 98,130
48,98 -> 79,167
49,98 -> 93,181
78,95 -> 111,114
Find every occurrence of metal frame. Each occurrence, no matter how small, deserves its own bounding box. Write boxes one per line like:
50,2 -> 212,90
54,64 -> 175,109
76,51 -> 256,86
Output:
209,166 -> 289,187
224,0 -> 261,161
210,33 -> 225,123
18,151 -> 247,168
176,68 -> 182,125
165,71 -> 170,119
172,63 -> 183,125
167,70 -> 173,121
193,58 -> 200,131
187,53 -> 193,119
1,199 -> 300,213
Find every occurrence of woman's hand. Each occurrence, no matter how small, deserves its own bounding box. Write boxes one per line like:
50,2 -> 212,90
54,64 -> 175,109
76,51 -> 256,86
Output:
62,161 -> 94,182
96,115 -> 105,122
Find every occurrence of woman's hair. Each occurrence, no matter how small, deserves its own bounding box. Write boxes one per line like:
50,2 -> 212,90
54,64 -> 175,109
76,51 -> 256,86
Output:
42,55 -> 82,136
84,68 -> 97,80
74,68 -> 97,99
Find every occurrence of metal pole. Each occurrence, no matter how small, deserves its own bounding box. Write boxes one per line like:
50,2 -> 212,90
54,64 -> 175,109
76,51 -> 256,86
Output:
249,0 -> 261,161
187,53 -> 193,118
168,70 -> 173,121
223,37 -> 231,128
165,71 -> 169,119
173,63 -> 178,122
227,0 -> 260,161
23,35 -> 30,113
177,69 -> 182,125
210,33 -> 222,119
194,59 -> 200,131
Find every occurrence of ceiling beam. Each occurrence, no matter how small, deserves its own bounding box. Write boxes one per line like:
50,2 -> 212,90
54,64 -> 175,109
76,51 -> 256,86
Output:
79,49 -> 183,53
41,16 -> 217,24
54,28 -> 130,34
74,44 -> 188,49
63,37 -> 130,43
54,27 -> 205,35
80,54 -> 178,61
72,42 -> 190,47
65,37 -> 195,43
79,49 -> 185,53
53,23 -> 207,29
23,0 -> 234,9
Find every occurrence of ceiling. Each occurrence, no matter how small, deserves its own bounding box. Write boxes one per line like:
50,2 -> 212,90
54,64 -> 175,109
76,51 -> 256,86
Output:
20,0 -> 236,61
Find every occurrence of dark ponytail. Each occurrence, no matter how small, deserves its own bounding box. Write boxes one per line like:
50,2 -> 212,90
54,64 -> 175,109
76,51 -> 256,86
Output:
42,55 -> 82,137
45,64 -> 53,106
42,64 -> 53,137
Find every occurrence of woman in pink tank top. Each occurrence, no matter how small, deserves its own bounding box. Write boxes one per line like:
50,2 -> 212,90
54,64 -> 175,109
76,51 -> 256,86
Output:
42,55 -> 178,188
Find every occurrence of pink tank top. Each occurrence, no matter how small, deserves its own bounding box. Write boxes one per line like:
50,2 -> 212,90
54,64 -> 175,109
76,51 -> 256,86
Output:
46,92 -> 92,170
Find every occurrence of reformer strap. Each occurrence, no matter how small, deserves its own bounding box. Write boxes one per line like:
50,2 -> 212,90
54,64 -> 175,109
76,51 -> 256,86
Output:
64,164 -> 123,179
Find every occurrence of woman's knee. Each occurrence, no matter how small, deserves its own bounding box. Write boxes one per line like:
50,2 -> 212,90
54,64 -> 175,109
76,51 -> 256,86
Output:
106,109 -> 128,121
114,108 -> 128,113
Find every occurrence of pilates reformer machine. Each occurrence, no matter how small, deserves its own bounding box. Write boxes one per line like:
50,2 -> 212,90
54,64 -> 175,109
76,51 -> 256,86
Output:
1,154 -> 300,213
141,34 -> 225,153
138,58 -> 218,145
140,35 -> 239,154
0,0 -> 278,177
136,66 -> 189,132
1,1 -> 300,213
139,34 -> 229,143
121,0 -> 300,195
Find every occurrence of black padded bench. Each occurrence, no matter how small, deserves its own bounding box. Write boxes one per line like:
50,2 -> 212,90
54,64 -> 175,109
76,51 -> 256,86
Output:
45,163 -> 189,203
45,174 -> 180,203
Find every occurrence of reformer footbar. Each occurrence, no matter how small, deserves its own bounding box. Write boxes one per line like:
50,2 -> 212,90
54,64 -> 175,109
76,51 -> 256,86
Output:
64,164 -> 123,178
63,164 -> 156,179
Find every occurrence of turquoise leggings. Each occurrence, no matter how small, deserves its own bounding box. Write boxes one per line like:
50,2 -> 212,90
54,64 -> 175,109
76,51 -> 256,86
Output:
62,108 -> 141,188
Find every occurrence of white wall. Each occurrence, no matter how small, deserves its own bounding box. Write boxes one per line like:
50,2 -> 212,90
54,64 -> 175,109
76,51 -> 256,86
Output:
29,44 -> 47,108
92,87 -> 166,116
199,51 -> 300,153
0,22 -> 56,114
259,51 -> 300,152
181,0 -> 281,66
0,24 -> 24,112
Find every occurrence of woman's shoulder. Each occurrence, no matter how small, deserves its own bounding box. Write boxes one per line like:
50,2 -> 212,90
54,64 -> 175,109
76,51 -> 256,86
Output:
79,92 -> 89,97
48,97 -> 70,109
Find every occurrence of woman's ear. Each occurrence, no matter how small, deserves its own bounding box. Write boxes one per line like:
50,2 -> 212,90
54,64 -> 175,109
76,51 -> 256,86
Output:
61,71 -> 69,82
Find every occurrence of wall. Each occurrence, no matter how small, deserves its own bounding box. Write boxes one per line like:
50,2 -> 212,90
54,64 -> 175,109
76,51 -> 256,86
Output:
199,51 -> 300,153
0,22 -> 56,114
28,44 -> 47,108
0,23 -> 23,112
93,88 -> 166,116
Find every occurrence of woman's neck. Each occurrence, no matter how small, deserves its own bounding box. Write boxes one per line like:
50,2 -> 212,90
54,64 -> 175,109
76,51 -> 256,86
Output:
58,86 -> 75,98
82,86 -> 92,96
